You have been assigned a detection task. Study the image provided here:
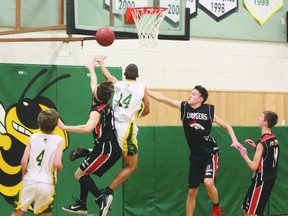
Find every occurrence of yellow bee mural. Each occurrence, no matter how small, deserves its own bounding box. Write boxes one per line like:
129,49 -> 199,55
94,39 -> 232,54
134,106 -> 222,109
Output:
0,68 -> 70,204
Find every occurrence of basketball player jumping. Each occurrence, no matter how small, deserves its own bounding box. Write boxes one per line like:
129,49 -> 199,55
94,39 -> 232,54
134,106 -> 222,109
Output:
69,55 -> 150,213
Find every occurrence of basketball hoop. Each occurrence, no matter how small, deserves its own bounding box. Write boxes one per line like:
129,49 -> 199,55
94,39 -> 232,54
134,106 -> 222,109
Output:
126,7 -> 168,48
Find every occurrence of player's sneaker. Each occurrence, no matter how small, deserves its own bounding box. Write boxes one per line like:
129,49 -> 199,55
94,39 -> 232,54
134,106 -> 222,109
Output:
69,147 -> 90,161
211,205 -> 221,216
100,187 -> 114,211
95,194 -> 113,216
62,197 -> 88,214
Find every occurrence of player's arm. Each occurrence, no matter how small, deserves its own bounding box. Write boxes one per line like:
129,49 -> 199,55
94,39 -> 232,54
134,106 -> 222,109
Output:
58,111 -> 100,134
53,139 -> 65,171
239,142 -> 263,172
213,114 -> 242,149
84,57 -> 99,93
244,139 -> 256,150
21,140 -> 31,177
147,89 -> 181,109
141,87 -> 150,117
96,55 -> 118,84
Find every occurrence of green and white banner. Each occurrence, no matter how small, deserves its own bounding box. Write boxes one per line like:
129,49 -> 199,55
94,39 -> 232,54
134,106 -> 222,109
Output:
244,0 -> 283,25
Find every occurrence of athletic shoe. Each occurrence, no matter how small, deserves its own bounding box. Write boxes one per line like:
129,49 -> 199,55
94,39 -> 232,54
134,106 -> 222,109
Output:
95,194 -> 113,216
212,206 -> 221,216
100,187 -> 114,211
69,147 -> 90,161
62,197 -> 88,214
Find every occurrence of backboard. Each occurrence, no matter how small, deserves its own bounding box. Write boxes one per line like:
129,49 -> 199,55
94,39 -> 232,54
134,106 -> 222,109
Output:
66,0 -> 190,40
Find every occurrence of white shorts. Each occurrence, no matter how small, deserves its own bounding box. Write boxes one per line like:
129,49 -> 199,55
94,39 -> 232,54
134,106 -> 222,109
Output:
16,181 -> 55,214
115,121 -> 139,156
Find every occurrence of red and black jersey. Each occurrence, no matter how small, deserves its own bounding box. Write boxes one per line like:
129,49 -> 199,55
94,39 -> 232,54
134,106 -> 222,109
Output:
254,133 -> 279,181
180,102 -> 218,157
90,98 -> 116,145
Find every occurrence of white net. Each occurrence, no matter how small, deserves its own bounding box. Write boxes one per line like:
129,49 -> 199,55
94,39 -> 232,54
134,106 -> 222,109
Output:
132,7 -> 168,48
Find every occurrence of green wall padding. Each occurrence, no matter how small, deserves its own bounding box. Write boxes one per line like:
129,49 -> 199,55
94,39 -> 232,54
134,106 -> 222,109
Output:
124,126 -> 288,216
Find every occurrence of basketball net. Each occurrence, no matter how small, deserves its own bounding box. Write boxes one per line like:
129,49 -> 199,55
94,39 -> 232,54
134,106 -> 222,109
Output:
131,7 -> 168,48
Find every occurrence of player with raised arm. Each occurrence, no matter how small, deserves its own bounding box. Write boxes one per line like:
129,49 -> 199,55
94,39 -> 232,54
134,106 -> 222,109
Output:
147,86 -> 242,216
60,57 -> 121,216
69,55 -> 150,211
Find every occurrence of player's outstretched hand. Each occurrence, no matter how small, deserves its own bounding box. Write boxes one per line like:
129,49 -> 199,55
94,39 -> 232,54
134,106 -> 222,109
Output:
96,55 -> 106,64
57,119 -> 66,130
84,57 -> 98,70
244,139 -> 256,150
238,146 -> 248,158
230,141 -> 243,150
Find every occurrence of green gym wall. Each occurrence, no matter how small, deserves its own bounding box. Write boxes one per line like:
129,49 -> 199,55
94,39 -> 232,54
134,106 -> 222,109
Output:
1,64 -> 287,216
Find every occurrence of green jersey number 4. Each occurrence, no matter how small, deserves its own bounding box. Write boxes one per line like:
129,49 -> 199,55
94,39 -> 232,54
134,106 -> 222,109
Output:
36,150 -> 45,166
119,94 -> 132,108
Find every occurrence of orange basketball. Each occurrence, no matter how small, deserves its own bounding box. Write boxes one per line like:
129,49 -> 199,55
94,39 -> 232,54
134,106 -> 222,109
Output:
95,27 -> 115,47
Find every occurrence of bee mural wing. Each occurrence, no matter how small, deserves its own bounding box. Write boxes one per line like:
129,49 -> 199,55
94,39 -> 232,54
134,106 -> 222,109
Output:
0,102 -> 6,133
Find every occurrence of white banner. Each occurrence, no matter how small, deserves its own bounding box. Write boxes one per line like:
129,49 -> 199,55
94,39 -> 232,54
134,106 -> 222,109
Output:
160,0 -> 180,23
105,0 -> 148,14
186,0 -> 197,17
199,0 -> 238,21
244,0 -> 283,25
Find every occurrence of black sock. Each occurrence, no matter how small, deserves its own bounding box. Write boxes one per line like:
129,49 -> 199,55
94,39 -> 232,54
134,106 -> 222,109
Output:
106,186 -> 113,194
79,175 -> 101,200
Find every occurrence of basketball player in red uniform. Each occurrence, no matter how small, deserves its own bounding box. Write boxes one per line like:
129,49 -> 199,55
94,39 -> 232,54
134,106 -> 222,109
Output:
238,110 -> 279,216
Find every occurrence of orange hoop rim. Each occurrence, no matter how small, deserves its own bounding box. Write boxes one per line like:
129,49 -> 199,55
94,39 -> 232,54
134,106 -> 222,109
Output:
125,6 -> 168,24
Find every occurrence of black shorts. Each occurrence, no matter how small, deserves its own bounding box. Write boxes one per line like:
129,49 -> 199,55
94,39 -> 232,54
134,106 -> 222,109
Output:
188,153 -> 219,188
242,178 -> 275,215
79,138 -> 122,177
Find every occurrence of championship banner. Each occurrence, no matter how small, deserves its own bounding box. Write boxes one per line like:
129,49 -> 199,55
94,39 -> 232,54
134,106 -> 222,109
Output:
186,0 -> 197,18
244,0 -> 283,25
199,0 -> 238,21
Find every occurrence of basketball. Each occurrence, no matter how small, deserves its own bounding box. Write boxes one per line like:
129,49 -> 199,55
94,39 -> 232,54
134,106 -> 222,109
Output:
95,27 -> 115,47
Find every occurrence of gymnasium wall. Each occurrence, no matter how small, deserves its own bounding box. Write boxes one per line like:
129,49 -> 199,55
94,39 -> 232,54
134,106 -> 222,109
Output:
1,31 -> 288,92
1,65 -> 288,216
139,89 -> 288,126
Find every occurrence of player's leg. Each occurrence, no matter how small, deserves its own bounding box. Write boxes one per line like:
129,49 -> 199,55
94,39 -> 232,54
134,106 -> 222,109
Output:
203,153 -> 221,216
40,213 -> 52,216
186,187 -> 199,216
62,145 -> 107,215
243,179 -> 275,216
186,158 -> 205,216
108,121 -> 139,190
204,178 -> 218,203
11,209 -> 25,216
12,183 -> 36,216
33,183 -> 55,216
109,153 -> 138,190
62,168 -> 89,214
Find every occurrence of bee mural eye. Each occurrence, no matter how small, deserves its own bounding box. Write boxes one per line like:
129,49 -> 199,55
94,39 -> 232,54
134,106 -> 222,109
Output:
16,99 -> 41,129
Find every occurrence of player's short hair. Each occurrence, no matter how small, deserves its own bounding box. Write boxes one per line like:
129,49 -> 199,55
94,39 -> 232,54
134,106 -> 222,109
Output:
124,63 -> 138,80
97,81 -> 114,103
194,85 -> 208,104
263,110 -> 278,128
38,108 -> 59,133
